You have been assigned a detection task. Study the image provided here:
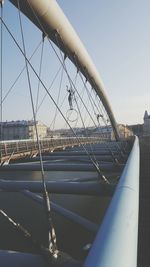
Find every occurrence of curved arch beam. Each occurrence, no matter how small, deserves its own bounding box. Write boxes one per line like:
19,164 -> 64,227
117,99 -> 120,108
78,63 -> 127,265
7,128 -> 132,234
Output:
9,0 -> 120,140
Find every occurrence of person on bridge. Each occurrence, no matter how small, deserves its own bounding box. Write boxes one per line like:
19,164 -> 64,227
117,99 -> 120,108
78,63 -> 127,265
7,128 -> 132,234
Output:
96,114 -> 103,124
67,85 -> 75,110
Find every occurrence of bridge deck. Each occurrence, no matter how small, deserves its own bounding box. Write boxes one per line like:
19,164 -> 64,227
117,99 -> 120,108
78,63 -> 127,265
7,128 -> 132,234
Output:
138,137 -> 150,267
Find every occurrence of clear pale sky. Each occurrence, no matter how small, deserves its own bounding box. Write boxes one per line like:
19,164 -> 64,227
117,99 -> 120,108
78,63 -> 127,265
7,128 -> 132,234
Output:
2,0 -> 150,126
58,0 -> 150,125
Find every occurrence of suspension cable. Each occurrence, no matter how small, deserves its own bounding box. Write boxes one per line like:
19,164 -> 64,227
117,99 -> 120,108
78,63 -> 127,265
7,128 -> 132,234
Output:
95,94 -> 125,158
50,36 -> 99,131
85,86 -> 120,163
0,209 -> 56,263
67,70 -> 119,166
73,88 -> 101,168
60,71 -> 78,131
26,0 -> 123,170
0,1 -> 3,165
56,48 -> 108,181
82,86 -> 117,163
0,16 -> 109,182
51,63 -> 64,131
73,82 -> 86,129
52,37 -> 107,173
35,65 -> 62,116
17,1 -> 58,258
1,40 -> 43,105
49,91 -> 68,132
35,35 -> 45,115
21,1 -> 109,180
71,94 -> 108,181
55,43 -> 109,180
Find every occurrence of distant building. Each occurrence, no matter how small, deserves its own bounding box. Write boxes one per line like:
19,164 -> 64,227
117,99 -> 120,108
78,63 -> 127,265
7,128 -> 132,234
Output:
128,124 -> 143,137
143,110 -> 150,135
111,124 -> 133,140
0,120 -> 47,141
88,124 -> 133,140
128,110 -> 150,137
91,125 -> 112,140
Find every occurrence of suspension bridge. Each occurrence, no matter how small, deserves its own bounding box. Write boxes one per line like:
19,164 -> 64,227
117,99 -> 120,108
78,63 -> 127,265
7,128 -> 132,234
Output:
0,0 -> 147,267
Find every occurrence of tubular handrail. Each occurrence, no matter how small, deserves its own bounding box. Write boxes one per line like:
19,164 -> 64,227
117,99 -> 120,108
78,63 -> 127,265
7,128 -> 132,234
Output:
84,136 -> 139,267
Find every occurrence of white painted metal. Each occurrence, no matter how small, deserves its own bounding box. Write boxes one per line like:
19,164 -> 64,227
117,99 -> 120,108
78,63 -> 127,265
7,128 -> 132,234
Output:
84,136 -> 139,267
9,0 -> 119,140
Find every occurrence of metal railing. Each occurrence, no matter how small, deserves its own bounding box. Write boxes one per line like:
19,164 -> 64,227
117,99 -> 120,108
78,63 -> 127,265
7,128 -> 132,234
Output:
84,136 -> 139,267
0,136 -> 108,162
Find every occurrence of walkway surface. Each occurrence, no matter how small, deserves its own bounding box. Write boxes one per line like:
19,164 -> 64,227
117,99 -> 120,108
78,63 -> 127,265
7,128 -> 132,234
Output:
138,137 -> 150,267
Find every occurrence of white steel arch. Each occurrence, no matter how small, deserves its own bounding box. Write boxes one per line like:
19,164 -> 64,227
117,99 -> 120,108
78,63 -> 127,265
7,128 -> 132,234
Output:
9,0 -> 120,140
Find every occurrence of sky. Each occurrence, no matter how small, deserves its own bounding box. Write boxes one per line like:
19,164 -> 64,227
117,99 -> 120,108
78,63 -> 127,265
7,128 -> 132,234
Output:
58,0 -> 150,125
1,0 -> 150,126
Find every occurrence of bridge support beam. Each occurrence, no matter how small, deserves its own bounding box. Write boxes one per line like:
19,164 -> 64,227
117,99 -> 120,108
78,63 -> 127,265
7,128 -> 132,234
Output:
0,180 -> 115,196
22,190 -> 98,233
0,162 -> 124,172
